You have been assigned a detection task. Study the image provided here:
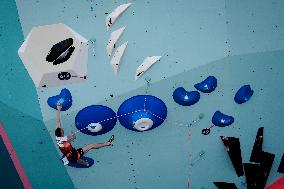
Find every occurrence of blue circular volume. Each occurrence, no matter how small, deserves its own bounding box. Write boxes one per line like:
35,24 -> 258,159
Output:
212,111 -> 234,127
172,87 -> 200,106
75,105 -> 117,136
194,76 -> 217,93
117,95 -> 167,132
47,88 -> 72,111
234,84 -> 254,104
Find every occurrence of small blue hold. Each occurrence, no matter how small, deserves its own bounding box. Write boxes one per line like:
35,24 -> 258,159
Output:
194,76 -> 217,93
47,88 -> 72,111
173,87 -> 200,106
212,111 -> 234,127
234,85 -> 254,104
65,156 -> 94,168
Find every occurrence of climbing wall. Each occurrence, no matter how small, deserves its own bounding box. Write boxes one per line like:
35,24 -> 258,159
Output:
14,0 -> 284,188
43,50 -> 284,189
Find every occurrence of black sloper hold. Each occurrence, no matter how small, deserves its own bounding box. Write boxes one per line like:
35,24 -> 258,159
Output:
213,182 -> 238,189
258,151 -> 275,189
46,38 -> 74,64
53,46 -> 75,65
250,127 -> 264,163
244,163 -> 262,189
221,136 -> 244,177
277,153 -> 284,173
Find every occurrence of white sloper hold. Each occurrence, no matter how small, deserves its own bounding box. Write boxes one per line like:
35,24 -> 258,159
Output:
135,56 -> 162,80
106,3 -> 131,31
110,41 -> 128,75
106,26 -> 125,57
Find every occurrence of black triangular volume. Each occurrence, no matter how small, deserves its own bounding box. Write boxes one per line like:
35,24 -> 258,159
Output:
277,153 -> 284,173
243,163 -> 262,189
250,127 -> 264,163
258,151 -> 275,189
221,136 -> 244,177
213,182 -> 238,189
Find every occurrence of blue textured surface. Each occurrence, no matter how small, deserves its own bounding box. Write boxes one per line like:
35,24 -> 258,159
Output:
234,85 -> 254,104
173,87 -> 200,106
117,95 -> 167,132
47,88 -> 72,111
75,105 -> 117,136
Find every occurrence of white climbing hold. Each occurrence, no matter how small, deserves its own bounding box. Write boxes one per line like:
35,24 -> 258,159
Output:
106,3 -> 131,31
87,123 -> 103,133
135,56 -> 162,80
110,41 -> 128,75
133,118 -> 153,131
106,26 -> 125,57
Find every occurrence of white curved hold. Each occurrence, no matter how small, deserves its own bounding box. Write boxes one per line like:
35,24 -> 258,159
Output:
135,56 -> 162,80
111,41 -> 128,75
106,3 -> 131,31
106,26 -> 125,57
87,123 -> 103,133
134,118 -> 153,131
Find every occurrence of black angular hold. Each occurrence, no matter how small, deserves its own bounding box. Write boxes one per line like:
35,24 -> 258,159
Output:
221,136 -> 244,177
46,38 -> 75,65
46,38 -> 73,62
243,163 -> 262,189
258,151 -> 275,189
213,182 -> 238,189
250,127 -> 264,163
53,46 -> 75,65
277,153 -> 284,173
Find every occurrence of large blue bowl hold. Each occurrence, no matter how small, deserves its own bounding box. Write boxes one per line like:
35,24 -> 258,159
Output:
75,105 -> 117,136
212,111 -> 234,127
172,87 -> 200,106
194,76 -> 217,93
47,88 -> 72,111
234,85 -> 254,104
117,95 -> 167,132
